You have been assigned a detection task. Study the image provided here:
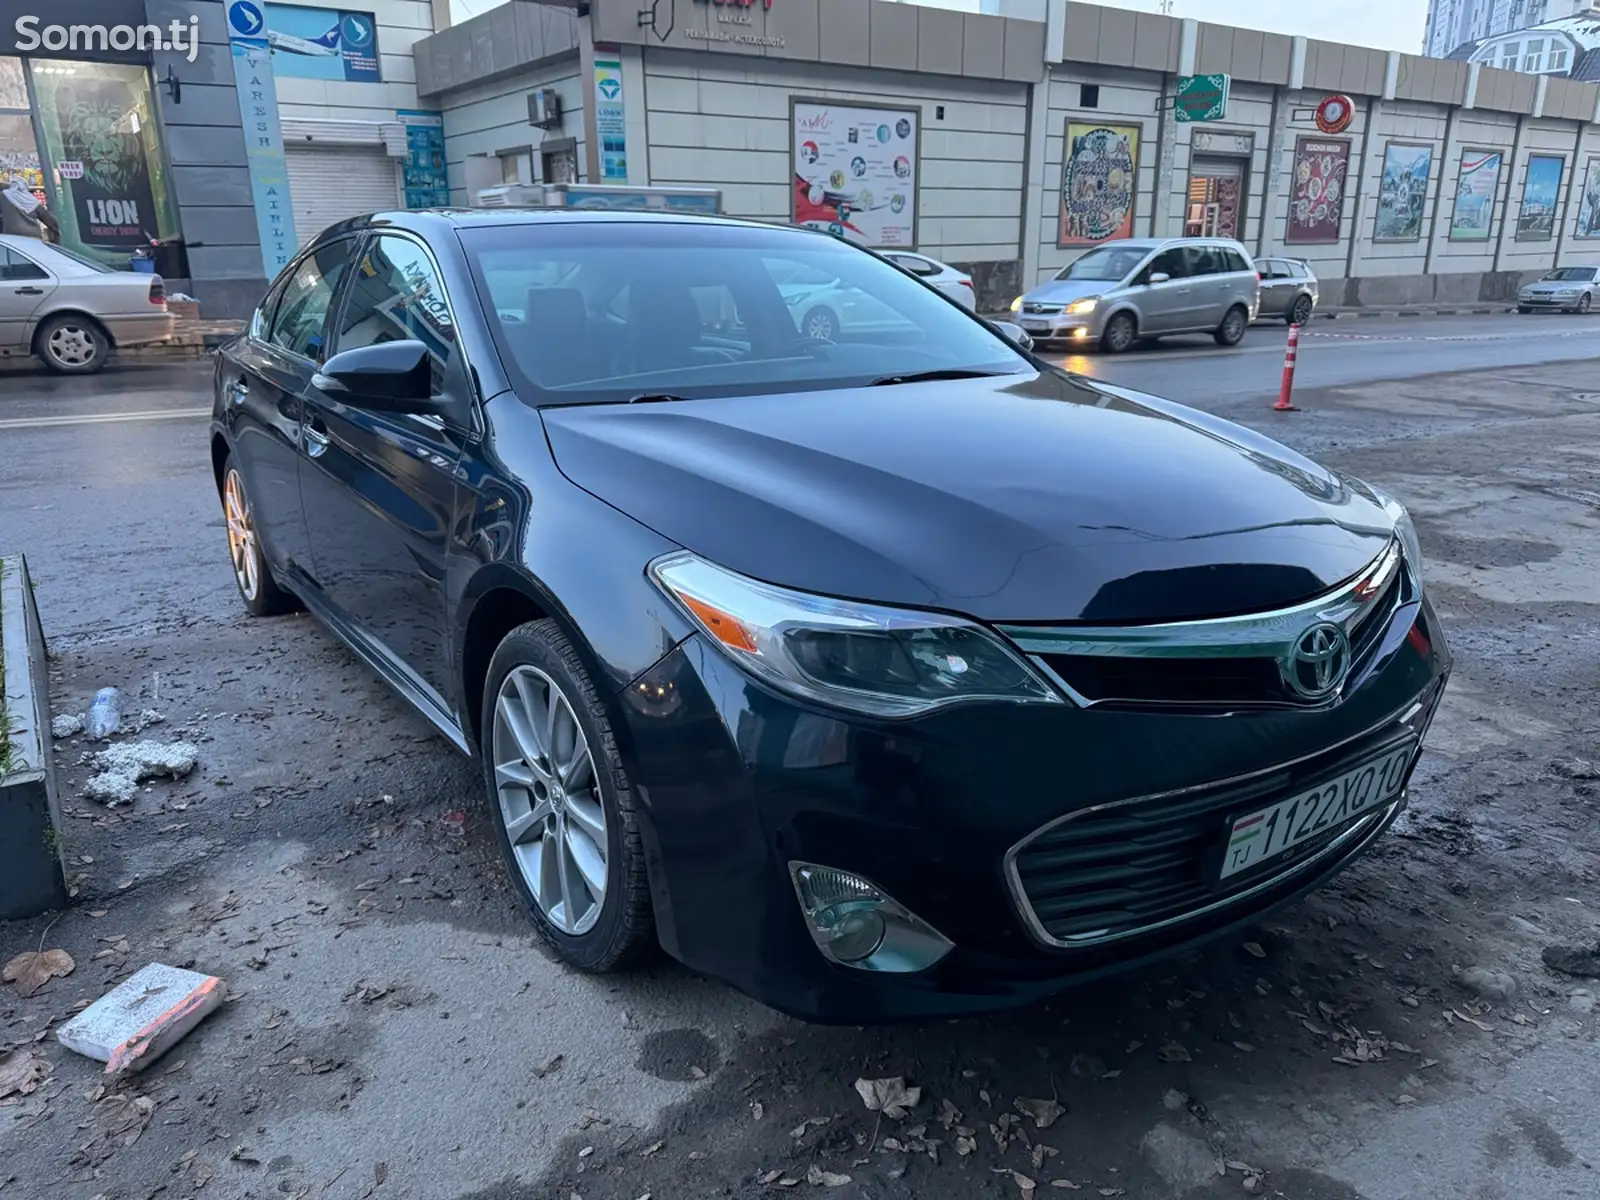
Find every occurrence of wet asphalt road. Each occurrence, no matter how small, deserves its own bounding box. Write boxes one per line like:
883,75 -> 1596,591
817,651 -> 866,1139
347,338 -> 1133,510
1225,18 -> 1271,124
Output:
2,315 -> 1599,1200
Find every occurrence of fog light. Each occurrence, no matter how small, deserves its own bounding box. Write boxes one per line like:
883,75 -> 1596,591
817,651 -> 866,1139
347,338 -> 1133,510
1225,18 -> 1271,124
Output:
789,862 -> 953,973
1072,328 -> 1088,338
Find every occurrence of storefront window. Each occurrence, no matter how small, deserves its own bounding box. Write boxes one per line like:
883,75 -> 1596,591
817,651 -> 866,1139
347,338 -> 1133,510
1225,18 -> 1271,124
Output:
0,57 -> 26,109
27,61 -> 179,268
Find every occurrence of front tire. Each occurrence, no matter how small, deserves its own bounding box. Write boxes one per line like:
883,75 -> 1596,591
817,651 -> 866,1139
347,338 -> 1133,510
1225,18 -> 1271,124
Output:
1100,311 -> 1137,353
482,619 -> 655,973
1518,305 -> 1532,314
1215,305 -> 1248,346
1579,293 -> 1592,315
221,458 -> 296,616
35,314 -> 109,375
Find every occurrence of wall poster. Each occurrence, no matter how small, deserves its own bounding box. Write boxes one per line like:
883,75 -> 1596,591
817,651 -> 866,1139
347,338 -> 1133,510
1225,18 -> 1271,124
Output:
792,100 -> 918,248
1373,141 -> 1432,242
1449,149 -> 1502,241
1286,136 -> 1349,244
1058,122 -> 1138,246
397,109 -> 448,208
1516,154 -> 1564,241
594,59 -> 627,183
1576,158 -> 1600,239
261,3 -> 382,83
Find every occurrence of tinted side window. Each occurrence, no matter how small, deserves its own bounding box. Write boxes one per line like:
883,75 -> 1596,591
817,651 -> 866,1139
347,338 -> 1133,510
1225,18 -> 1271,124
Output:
1190,246 -> 1224,276
335,235 -> 457,393
0,246 -> 49,281
269,240 -> 354,362
1146,248 -> 1189,280
1223,249 -> 1251,274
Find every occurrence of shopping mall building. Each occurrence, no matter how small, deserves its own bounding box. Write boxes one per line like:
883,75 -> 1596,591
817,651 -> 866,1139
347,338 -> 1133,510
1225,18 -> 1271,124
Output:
5,0 -> 1600,315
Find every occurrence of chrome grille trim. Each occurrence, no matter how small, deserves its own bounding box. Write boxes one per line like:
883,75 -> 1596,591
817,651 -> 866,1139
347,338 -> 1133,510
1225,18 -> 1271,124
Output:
1003,695 -> 1433,951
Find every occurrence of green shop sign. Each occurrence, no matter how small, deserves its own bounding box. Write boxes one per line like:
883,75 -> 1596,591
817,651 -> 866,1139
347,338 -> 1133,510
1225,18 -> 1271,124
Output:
1175,74 -> 1230,123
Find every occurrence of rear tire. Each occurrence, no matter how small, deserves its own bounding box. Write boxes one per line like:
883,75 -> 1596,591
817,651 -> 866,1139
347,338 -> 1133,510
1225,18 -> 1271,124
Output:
1288,294 -> 1314,326
221,457 -> 297,617
1214,305 -> 1248,347
35,314 -> 109,375
481,619 -> 655,973
801,306 -> 839,341
1100,311 -> 1137,354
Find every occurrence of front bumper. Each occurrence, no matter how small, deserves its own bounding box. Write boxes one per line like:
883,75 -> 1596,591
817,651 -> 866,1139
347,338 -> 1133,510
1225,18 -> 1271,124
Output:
615,599 -> 1450,1023
1015,309 -> 1103,343
1519,292 -> 1582,308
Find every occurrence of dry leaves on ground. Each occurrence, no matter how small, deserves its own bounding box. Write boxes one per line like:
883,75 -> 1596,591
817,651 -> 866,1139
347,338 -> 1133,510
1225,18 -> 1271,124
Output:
854,1077 -> 921,1121
3,949 -> 76,998
1014,1096 -> 1066,1129
1157,1041 -> 1192,1063
0,1047 -> 51,1101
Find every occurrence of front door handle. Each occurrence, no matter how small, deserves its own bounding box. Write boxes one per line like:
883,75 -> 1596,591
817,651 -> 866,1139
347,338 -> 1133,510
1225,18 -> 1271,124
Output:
303,422 -> 329,458
13,286 -> 44,296
226,379 -> 249,406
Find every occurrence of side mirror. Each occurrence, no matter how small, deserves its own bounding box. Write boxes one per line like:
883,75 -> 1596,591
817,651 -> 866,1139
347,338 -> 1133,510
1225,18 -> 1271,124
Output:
313,340 -> 435,411
1147,272 -> 1171,285
991,321 -> 1034,352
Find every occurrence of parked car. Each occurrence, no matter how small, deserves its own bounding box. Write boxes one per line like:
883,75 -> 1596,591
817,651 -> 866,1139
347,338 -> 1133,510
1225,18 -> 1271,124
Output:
211,210 -> 1448,1022
1517,266 -> 1598,314
0,234 -> 174,374
1010,237 -> 1260,352
1255,256 -> 1320,325
768,250 -> 973,340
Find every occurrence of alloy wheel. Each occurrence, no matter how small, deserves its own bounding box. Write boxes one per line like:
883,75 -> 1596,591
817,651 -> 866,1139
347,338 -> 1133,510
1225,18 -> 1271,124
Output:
1221,309 -> 1246,343
492,665 -> 608,936
47,323 -> 99,369
1581,293 -> 1592,314
223,469 -> 260,601
1291,295 -> 1313,325
1103,313 -> 1135,353
804,309 -> 838,341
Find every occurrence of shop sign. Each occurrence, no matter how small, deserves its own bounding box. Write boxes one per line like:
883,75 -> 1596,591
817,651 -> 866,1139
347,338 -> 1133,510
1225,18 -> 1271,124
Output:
593,59 -> 628,183
1314,95 -> 1356,135
228,1 -> 299,276
397,110 -> 449,209
1175,74 -> 1229,124
56,161 -> 84,180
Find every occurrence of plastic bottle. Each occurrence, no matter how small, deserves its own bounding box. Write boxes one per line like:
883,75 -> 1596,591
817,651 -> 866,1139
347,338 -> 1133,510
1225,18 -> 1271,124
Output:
85,687 -> 122,740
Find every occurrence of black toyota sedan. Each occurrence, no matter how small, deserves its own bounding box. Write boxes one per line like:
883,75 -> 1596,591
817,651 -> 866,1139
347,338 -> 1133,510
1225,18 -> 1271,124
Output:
210,209 -> 1449,1022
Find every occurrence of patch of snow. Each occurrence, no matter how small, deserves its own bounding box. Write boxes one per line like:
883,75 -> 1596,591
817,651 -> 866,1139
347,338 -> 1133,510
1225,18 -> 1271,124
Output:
84,741 -> 199,808
51,713 -> 84,739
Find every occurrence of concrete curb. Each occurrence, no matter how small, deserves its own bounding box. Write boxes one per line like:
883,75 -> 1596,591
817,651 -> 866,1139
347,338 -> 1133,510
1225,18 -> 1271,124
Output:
0,552 -> 69,921
1312,306 -> 1515,319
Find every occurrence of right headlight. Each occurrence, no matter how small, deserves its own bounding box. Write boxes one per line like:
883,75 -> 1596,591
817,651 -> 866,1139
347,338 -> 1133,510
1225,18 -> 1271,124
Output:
649,552 -> 1063,718
1372,489 -> 1423,588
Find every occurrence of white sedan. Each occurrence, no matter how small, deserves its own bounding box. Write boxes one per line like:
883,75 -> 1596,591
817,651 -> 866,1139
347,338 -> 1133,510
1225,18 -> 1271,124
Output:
775,253 -> 977,341
0,235 -> 175,374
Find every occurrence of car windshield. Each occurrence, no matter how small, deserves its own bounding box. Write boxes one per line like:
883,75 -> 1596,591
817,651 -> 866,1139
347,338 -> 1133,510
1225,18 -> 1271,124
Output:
460,221 -> 1029,404
1542,267 -> 1594,281
1055,246 -> 1147,282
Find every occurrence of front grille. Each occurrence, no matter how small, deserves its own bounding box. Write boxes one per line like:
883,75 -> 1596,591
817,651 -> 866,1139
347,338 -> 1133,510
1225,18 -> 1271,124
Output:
1009,686 -> 1443,948
1022,302 -> 1063,314
1035,551 -> 1408,712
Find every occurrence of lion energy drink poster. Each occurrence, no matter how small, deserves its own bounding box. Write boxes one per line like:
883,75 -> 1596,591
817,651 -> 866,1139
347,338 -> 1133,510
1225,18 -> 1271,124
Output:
46,74 -> 158,251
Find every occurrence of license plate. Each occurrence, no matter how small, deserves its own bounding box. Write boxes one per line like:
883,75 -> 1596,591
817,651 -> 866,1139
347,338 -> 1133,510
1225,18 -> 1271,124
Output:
1218,744 -> 1414,880
1021,319 -> 1049,331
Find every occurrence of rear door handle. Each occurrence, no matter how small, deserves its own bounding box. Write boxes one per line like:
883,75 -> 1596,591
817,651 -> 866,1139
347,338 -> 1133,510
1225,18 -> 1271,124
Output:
14,286 -> 44,296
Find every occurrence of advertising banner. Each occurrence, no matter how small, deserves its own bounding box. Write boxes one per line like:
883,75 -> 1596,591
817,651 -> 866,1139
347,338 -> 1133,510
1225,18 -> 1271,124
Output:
1449,150 -> 1502,241
29,68 -> 160,252
262,3 -> 381,82
1576,158 -> 1600,239
594,60 -> 627,183
229,1 -> 299,277
1516,154 -> 1564,242
397,110 -> 449,208
1373,142 -> 1431,242
1058,123 -> 1138,247
1286,137 -> 1350,244
792,101 -> 917,248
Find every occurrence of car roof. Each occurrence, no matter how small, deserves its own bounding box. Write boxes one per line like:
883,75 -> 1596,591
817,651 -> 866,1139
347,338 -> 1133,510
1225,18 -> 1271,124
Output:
1080,236 -> 1250,251
308,207 -> 825,243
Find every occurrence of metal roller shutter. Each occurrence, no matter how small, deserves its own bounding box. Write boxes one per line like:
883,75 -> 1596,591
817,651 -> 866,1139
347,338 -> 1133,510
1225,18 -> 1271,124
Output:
286,145 -> 401,245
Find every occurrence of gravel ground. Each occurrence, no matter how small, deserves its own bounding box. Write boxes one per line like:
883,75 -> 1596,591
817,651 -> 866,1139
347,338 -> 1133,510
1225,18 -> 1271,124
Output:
1,354 -> 1598,1200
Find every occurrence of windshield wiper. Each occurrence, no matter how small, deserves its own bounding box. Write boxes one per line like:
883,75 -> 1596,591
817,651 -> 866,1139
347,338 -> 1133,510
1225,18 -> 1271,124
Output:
867,368 -> 1009,387
626,393 -> 690,404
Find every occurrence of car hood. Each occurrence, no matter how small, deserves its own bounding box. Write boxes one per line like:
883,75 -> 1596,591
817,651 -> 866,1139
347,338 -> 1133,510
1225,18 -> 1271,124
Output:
1022,279 -> 1115,306
539,372 -> 1396,624
1525,280 -> 1579,291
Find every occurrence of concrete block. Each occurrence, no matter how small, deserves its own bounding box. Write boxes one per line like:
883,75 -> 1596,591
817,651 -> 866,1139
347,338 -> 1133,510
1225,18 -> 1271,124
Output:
0,553 -> 68,922
57,963 -> 226,1074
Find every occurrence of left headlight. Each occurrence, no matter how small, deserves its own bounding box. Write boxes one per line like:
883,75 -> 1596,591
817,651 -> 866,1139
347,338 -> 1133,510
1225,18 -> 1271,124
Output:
1066,296 -> 1099,315
1009,296 -> 1023,313
649,552 -> 1063,718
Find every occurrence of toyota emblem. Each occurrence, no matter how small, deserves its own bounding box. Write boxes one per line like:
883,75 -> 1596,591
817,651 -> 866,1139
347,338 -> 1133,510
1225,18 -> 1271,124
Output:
1284,622 -> 1351,701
